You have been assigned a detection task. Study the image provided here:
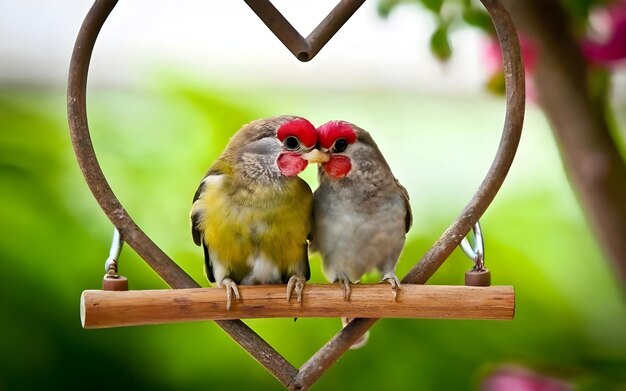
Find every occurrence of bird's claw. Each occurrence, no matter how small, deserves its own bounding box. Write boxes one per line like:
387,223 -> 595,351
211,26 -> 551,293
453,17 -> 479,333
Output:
339,278 -> 352,301
286,275 -> 306,305
222,278 -> 240,311
382,273 -> 401,301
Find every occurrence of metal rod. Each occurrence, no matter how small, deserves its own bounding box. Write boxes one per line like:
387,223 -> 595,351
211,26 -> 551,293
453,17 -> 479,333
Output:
243,0 -> 311,61
290,0 -> 525,388
460,221 -> 485,270
104,228 -> 123,274
243,0 -> 365,62
67,0 -> 297,386
306,0 -> 366,61
403,0 -> 525,284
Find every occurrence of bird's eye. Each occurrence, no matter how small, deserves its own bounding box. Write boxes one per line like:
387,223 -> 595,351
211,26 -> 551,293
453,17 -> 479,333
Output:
333,138 -> 348,153
283,136 -> 301,150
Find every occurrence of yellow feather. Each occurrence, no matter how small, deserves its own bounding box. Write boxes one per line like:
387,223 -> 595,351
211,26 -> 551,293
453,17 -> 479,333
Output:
197,174 -> 312,279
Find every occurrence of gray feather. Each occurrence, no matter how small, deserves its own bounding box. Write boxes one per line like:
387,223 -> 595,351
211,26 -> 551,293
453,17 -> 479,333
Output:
312,123 -> 411,283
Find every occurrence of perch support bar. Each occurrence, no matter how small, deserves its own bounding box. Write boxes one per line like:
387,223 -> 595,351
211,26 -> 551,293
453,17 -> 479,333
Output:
81,285 -> 515,328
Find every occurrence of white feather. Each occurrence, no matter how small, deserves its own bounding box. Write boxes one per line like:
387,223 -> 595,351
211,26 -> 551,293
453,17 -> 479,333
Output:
242,253 -> 281,284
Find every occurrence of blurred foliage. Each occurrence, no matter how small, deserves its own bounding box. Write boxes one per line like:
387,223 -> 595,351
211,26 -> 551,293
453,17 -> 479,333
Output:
1,79 -> 626,390
376,0 -> 607,61
377,0 -> 492,62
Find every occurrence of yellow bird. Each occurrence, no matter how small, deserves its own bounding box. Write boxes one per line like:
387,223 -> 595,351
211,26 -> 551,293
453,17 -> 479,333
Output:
191,116 -> 328,309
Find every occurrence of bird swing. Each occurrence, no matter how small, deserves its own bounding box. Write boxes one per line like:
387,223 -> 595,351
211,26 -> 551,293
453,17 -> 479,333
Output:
68,1 -> 524,390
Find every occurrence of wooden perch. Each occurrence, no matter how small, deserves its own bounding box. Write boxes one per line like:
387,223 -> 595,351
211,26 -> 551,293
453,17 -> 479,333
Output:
80,284 -> 514,329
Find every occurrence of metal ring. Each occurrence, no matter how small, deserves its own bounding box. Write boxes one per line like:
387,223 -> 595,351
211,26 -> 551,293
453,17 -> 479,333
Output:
104,228 -> 124,274
460,221 -> 485,270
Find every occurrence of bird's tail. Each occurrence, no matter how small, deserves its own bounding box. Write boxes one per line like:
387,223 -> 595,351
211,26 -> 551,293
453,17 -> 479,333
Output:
341,317 -> 370,349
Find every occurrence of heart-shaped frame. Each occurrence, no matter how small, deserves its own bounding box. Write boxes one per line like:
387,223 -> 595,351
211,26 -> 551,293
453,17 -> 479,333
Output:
67,1 -> 524,390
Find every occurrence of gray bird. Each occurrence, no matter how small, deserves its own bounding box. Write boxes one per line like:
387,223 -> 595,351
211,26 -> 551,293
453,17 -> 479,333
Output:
311,120 -> 412,348
311,120 -> 412,301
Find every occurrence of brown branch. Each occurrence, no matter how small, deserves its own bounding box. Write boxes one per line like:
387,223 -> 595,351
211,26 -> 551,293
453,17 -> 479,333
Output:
67,0 -> 297,386
501,0 -> 626,285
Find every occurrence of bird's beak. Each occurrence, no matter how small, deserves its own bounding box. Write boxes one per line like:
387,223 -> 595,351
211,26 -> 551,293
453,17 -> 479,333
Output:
302,148 -> 330,164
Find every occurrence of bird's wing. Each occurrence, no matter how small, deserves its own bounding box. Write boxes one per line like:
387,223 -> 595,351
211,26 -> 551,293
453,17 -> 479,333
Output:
191,170 -> 225,283
191,181 -> 205,246
202,241 -> 215,283
191,163 -> 227,245
191,178 -> 208,246
395,178 -> 413,233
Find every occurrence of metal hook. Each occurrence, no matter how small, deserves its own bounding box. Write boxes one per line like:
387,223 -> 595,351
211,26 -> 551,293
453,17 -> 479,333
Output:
104,228 -> 124,276
460,221 -> 485,271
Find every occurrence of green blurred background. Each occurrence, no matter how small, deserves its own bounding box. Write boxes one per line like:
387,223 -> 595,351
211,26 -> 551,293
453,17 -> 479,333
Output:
1,1 -> 625,390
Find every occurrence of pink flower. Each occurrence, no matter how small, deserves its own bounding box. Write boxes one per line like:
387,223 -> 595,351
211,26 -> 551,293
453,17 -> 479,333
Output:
483,0 -> 626,98
481,365 -> 572,391
581,0 -> 626,66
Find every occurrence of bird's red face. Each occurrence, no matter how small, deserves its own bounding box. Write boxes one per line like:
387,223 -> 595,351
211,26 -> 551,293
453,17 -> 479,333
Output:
276,118 -> 325,177
316,120 -> 358,179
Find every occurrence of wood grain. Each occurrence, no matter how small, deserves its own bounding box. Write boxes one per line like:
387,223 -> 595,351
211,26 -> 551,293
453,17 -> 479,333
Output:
81,284 -> 514,329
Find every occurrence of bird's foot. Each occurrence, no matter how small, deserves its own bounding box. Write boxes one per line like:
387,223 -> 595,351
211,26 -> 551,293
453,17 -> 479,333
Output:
286,275 -> 306,305
220,278 -> 240,311
382,272 -> 401,301
338,277 -> 352,301
341,317 -> 370,349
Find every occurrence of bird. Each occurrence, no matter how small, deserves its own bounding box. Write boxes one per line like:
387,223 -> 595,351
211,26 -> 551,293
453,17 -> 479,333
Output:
312,120 -> 412,301
190,116 -> 328,310
311,120 -> 412,348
